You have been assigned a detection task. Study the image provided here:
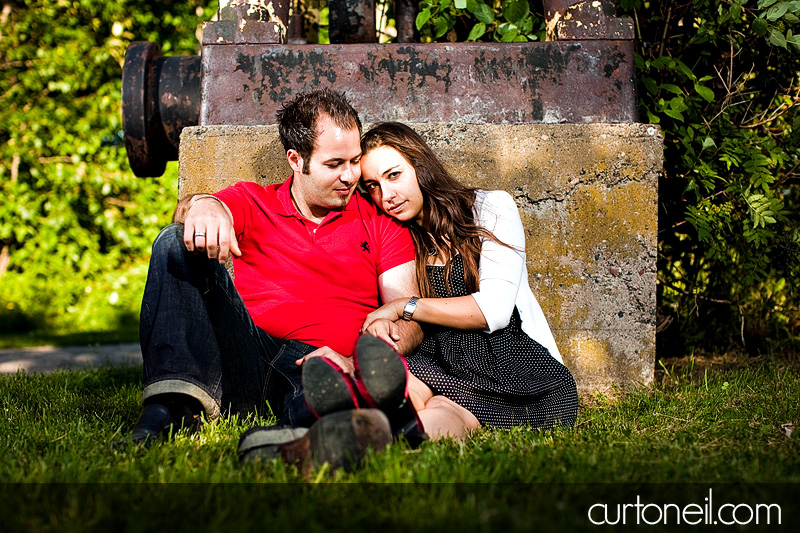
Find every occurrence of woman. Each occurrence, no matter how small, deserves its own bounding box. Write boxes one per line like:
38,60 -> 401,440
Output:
360,122 -> 578,440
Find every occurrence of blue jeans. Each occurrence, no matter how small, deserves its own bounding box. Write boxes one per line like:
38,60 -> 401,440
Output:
139,224 -> 316,427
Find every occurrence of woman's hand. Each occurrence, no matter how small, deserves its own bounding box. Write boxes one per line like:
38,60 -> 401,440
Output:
362,298 -> 406,330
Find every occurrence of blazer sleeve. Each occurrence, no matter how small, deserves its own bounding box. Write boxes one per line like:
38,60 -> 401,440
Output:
470,190 -> 527,333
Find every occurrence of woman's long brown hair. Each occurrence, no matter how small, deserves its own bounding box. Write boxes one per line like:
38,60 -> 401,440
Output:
361,122 -> 511,298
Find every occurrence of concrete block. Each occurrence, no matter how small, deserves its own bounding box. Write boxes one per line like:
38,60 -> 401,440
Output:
179,123 -> 662,393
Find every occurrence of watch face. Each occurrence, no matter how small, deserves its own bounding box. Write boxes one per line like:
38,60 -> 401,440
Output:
403,297 -> 418,320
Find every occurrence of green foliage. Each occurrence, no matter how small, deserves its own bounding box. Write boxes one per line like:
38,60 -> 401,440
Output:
619,0 -> 800,354
0,1 -> 217,335
416,0 -> 545,43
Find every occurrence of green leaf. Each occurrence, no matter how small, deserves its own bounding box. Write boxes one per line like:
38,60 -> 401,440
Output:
753,17 -> 769,35
660,84 -> 683,95
455,0 -> 467,9
695,84 -> 715,102
501,27 -> 519,42
757,0 -> 779,8
416,8 -> 432,30
472,3 -> 495,24
701,137 -> 717,151
664,108 -> 685,121
673,59 -> 696,81
502,0 -> 529,25
768,28 -> 788,46
766,3 -> 789,20
434,16 -> 451,38
519,15 -> 534,34
467,22 -> 486,41
785,13 -> 800,23
669,96 -> 689,112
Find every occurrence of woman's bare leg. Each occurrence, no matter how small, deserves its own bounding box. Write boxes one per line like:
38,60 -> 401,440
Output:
407,374 -> 481,440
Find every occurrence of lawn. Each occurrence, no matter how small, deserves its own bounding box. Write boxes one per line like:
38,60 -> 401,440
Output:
1,353 -> 798,531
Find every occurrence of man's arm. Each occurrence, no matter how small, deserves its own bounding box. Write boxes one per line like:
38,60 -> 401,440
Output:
173,194 -> 240,264
376,260 -> 423,356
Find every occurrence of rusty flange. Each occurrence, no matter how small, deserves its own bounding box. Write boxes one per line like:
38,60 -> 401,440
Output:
122,42 -> 201,177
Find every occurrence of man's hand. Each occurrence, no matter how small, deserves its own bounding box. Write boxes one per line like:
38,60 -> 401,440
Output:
178,196 -> 241,264
295,346 -> 355,376
361,317 -> 401,351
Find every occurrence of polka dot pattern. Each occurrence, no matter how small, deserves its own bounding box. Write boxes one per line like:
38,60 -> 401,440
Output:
408,255 -> 578,429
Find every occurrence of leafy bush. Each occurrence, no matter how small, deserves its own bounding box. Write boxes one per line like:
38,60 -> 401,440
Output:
416,0 -> 545,42
618,0 -> 800,354
0,1 -> 218,336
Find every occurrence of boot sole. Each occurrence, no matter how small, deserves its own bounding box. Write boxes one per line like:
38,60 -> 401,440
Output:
302,356 -> 360,418
309,409 -> 391,472
238,426 -> 309,462
354,335 -> 408,411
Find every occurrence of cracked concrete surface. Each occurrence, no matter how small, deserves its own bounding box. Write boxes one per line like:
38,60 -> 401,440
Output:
178,123 -> 662,392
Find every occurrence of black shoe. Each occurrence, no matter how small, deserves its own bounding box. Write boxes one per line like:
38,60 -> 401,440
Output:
110,403 -> 175,450
353,334 -> 429,447
112,396 -> 202,450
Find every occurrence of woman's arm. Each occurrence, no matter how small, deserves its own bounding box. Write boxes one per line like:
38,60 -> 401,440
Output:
361,190 -> 526,332
362,295 -> 488,331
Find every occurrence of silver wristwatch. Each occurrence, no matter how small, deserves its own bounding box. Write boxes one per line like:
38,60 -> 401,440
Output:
402,296 -> 419,321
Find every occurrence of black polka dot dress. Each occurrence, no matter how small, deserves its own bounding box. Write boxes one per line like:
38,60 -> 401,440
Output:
407,255 -> 578,430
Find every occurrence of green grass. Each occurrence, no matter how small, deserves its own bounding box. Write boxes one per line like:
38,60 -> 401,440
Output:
1,358 -> 798,531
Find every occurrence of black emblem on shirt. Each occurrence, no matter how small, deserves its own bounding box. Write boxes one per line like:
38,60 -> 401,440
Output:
360,241 -> 370,253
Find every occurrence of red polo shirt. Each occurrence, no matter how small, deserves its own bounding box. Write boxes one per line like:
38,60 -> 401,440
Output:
214,178 -> 414,356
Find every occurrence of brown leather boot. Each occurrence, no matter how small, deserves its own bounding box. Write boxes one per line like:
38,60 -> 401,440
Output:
238,409 -> 392,476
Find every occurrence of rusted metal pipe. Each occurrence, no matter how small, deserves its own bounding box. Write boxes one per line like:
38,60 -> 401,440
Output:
395,0 -> 417,43
329,0 -> 376,43
201,42 -> 637,125
122,0 -> 637,177
219,0 -> 291,25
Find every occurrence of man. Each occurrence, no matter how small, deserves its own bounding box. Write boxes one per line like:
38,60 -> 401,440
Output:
124,89 -> 422,448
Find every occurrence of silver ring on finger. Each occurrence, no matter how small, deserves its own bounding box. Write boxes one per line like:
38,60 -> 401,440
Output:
194,231 -> 206,238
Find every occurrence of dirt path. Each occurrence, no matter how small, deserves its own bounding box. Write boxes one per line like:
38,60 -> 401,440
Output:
0,343 -> 141,374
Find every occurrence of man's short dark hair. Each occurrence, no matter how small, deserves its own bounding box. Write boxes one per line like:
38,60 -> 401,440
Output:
276,88 -> 362,174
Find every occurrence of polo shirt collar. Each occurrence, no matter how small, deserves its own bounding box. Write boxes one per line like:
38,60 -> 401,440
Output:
274,176 -> 359,222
